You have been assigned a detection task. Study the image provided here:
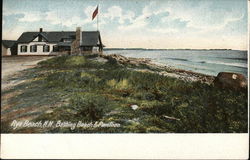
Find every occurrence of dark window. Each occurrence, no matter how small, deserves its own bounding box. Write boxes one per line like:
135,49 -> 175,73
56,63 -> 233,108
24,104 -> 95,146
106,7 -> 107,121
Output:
30,45 -> 37,52
20,45 -> 27,52
38,35 -> 42,42
53,46 -> 58,52
62,46 -> 71,51
43,45 -> 50,52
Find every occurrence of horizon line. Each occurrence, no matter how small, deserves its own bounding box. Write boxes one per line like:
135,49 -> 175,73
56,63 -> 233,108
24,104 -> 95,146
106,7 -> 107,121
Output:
104,48 -> 248,51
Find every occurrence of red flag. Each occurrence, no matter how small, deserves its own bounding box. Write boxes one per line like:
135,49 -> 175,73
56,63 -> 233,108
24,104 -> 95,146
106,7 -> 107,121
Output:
92,6 -> 98,20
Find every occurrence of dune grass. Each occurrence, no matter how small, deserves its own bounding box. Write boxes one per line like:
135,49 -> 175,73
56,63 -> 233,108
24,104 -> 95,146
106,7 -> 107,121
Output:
2,55 -> 248,133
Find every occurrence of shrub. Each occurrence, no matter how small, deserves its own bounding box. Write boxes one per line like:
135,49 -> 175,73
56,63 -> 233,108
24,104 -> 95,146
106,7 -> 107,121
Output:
38,55 -> 68,67
106,79 -> 131,89
65,56 -> 86,66
134,92 -> 156,101
70,93 -> 111,121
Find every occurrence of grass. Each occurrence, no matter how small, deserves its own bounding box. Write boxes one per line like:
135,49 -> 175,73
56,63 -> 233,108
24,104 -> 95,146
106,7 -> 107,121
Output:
1,55 -> 248,133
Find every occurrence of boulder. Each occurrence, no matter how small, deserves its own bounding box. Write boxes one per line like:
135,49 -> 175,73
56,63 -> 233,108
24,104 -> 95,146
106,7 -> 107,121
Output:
213,72 -> 247,91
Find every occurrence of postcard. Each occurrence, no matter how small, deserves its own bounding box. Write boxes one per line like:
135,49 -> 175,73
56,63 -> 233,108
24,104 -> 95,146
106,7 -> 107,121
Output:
1,0 -> 249,159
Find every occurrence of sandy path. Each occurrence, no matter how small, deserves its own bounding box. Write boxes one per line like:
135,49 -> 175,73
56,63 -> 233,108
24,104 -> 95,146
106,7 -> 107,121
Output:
1,56 -> 53,90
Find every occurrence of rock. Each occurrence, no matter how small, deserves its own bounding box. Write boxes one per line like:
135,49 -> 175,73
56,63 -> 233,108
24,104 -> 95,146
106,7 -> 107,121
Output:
213,72 -> 247,91
101,54 -> 151,67
130,104 -> 139,110
163,115 -> 180,121
126,118 -> 140,124
92,57 -> 108,63
45,110 -> 53,114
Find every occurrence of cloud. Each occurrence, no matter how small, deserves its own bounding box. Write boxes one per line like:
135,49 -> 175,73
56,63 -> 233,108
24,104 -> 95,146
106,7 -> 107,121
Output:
149,27 -> 179,34
44,11 -> 62,25
2,25 -> 26,40
3,5 -> 96,28
102,6 -> 135,25
117,7 -> 150,31
117,1 -> 245,35
84,5 -> 97,20
45,10 -> 92,28
117,2 -> 169,31
19,12 -> 44,22
161,1 -> 245,33
142,1 -> 168,16
118,15 -> 146,31
3,7 -> 19,16
3,6 -> 44,23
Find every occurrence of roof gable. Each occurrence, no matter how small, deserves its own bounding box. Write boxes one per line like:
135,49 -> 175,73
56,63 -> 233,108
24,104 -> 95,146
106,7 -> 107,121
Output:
31,33 -> 49,42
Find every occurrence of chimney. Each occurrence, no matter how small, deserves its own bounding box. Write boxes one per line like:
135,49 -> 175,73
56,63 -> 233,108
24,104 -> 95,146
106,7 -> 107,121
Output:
71,27 -> 82,54
38,28 -> 43,42
76,27 -> 82,44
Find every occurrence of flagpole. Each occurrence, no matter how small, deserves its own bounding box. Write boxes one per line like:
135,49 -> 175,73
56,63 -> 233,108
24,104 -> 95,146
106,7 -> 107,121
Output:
97,5 -> 99,31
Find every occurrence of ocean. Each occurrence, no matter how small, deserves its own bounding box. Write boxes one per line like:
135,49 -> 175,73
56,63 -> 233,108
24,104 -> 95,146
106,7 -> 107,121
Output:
104,49 -> 248,78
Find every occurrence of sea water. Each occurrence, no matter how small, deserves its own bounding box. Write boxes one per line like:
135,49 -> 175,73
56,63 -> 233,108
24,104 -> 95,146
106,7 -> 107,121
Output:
104,49 -> 248,78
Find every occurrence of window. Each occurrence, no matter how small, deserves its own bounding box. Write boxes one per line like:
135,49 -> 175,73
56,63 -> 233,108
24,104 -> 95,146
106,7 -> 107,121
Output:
53,46 -> 58,52
43,45 -> 50,52
30,45 -> 37,52
20,45 -> 27,52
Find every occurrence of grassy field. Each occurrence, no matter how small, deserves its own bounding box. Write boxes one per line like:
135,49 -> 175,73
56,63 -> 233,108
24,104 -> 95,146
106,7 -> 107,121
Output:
1,55 -> 248,133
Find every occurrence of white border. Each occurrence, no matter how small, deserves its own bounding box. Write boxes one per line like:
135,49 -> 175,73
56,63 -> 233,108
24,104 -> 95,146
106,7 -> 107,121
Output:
1,134 -> 249,159
248,0 -> 250,135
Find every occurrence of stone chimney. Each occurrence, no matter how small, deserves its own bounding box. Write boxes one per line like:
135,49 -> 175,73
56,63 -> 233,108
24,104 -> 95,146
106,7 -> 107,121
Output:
71,27 -> 82,54
39,28 -> 43,32
76,27 -> 82,45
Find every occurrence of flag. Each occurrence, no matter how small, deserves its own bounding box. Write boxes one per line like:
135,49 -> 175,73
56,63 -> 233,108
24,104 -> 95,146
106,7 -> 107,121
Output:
92,6 -> 98,20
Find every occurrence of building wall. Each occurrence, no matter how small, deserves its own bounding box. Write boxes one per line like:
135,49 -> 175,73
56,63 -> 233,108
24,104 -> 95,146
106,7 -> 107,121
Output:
2,45 -> 7,56
17,42 -> 57,55
6,48 -> 11,55
2,45 -> 11,56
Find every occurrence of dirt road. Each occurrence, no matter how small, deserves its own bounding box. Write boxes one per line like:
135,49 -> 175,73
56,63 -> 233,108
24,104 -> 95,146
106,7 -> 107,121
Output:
1,56 -> 53,90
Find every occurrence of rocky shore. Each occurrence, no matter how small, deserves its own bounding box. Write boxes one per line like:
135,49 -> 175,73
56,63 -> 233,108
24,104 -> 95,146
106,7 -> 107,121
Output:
100,54 -> 215,84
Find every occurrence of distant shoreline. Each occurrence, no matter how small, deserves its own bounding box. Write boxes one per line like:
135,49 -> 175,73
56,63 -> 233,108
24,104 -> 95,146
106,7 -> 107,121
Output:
103,48 -> 247,51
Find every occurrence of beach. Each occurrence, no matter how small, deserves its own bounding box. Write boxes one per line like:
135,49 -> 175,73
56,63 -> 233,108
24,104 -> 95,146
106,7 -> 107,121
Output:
104,49 -> 248,78
100,54 -> 216,84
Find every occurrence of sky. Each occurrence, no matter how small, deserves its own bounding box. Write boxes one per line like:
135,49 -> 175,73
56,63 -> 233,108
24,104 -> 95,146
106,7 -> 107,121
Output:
2,0 -> 248,50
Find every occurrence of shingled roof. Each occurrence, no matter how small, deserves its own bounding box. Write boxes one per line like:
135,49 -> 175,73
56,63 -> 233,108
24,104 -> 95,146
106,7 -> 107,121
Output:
81,31 -> 100,46
2,40 -> 16,48
17,31 -> 102,46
